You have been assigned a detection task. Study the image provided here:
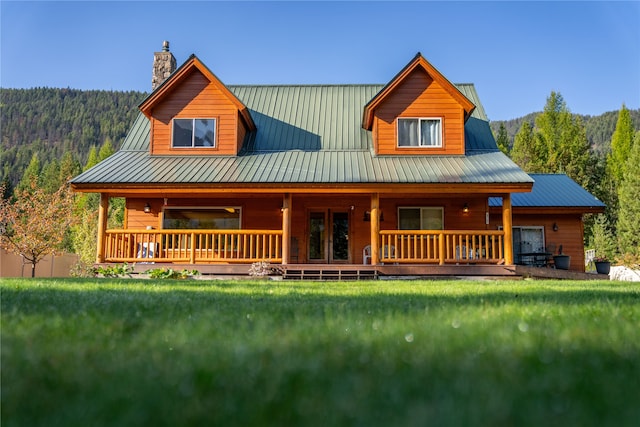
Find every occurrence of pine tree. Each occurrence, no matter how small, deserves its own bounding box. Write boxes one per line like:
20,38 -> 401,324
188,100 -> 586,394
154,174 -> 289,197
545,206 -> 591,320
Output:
511,122 -> 538,172
98,137 -> 115,160
15,153 -> 41,194
84,146 -> 100,172
607,105 -> 635,184
495,123 -> 510,154
616,131 -> 640,258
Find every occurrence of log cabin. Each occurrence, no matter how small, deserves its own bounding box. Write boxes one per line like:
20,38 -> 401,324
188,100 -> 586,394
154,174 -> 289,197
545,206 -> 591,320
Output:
70,43 -> 604,278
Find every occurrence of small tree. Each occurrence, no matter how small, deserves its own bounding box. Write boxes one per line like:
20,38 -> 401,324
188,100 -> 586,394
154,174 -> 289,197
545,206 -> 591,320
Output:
616,131 -> 640,258
590,214 -> 616,261
0,180 -> 76,277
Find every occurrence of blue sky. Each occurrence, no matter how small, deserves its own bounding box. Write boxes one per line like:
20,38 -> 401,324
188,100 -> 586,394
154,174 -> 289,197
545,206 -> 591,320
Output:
1,1 -> 639,120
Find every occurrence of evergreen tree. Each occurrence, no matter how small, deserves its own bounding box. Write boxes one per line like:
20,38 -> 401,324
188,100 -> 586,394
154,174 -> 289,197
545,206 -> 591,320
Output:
616,131 -> 640,257
40,158 -> 61,193
495,123 -> 510,154
510,121 -> 537,171
589,214 -> 616,261
59,152 -> 82,184
607,105 -> 635,184
15,153 -> 41,194
98,137 -> 115,160
84,146 -> 100,172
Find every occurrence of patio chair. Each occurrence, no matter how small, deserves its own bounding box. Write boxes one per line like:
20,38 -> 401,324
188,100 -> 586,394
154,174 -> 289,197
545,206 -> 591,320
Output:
363,245 -> 371,265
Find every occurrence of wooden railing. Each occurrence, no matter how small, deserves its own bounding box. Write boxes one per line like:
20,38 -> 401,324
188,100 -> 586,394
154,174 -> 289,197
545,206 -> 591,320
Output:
103,229 -> 283,263
379,230 -> 504,264
102,229 -> 503,265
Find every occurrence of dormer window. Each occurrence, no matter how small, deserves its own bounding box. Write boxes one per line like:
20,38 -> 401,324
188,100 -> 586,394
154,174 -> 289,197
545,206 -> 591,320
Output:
172,118 -> 216,148
397,118 -> 442,148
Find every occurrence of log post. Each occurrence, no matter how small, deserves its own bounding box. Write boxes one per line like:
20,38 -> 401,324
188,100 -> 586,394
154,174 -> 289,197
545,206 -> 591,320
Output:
281,193 -> 291,264
370,193 -> 380,265
502,193 -> 513,265
96,193 -> 109,263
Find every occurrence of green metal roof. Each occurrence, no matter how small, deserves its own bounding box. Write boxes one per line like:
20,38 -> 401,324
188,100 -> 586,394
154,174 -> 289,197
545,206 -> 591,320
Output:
72,84 -> 533,186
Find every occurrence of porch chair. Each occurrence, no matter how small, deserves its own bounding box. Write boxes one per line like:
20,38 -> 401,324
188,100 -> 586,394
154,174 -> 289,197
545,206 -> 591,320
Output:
363,245 -> 371,265
455,245 -> 474,261
136,242 -> 157,264
363,245 -> 396,265
545,244 -> 557,268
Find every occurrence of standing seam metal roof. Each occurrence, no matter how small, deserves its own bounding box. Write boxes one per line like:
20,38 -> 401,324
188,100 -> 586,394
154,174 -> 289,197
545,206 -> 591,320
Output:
71,84 -> 533,186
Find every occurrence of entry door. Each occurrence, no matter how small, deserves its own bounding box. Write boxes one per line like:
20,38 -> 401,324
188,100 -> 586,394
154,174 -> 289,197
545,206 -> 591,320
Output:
308,210 -> 350,263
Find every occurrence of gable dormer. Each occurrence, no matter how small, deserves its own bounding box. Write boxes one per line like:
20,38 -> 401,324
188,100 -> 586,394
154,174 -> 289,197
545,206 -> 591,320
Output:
139,55 -> 255,156
363,53 -> 475,155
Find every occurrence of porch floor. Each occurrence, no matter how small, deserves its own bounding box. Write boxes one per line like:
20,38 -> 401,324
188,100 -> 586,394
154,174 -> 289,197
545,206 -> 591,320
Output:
126,262 -> 522,280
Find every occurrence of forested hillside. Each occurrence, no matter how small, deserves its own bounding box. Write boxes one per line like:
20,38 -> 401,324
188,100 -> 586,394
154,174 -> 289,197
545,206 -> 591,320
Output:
1,88 -> 147,187
490,109 -> 640,154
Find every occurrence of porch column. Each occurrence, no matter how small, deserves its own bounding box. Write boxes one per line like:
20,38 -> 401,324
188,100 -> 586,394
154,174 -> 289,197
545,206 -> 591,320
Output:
502,193 -> 514,265
370,193 -> 380,265
281,193 -> 291,264
96,193 -> 109,263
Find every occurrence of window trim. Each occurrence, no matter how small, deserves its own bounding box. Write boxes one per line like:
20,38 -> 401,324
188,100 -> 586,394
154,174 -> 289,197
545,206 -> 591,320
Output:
397,207 -> 444,230
171,118 -> 217,149
397,117 -> 443,148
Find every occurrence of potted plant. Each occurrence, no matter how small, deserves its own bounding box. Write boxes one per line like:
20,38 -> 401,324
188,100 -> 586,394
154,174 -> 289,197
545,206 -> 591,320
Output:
553,245 -> 571,270
593,256 -> 611,275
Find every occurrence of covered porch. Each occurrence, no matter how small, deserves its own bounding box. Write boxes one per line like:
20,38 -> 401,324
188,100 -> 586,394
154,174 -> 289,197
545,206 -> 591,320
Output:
94,188 -> 517,271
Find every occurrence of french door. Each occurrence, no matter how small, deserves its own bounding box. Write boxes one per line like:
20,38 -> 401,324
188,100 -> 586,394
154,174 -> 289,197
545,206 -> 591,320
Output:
308,210 -> 350,263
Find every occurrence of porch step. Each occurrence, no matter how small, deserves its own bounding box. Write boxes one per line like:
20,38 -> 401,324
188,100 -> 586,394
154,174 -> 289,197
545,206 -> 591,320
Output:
282,268 -> 377,281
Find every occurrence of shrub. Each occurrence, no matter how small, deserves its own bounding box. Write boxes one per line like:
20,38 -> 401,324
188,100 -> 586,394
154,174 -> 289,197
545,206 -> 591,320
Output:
145,267 -> 199,280
93,263 -> 133,278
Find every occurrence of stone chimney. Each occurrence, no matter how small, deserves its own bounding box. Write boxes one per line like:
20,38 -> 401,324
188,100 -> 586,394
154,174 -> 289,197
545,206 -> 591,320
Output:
152,41 -> 176,91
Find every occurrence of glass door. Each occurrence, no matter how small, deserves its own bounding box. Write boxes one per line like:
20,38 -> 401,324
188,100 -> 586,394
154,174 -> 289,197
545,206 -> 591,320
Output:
308,210 -> 350,263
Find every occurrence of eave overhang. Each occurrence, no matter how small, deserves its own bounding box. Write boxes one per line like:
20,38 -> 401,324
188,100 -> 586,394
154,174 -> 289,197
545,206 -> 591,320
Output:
71,181 -> 533,197
138,54 -> 256,131
362,53 -> 476,130
489,206 -> 605,215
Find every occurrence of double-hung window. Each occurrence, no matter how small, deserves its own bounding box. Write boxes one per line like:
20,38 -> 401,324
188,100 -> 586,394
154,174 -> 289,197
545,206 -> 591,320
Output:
397,118 -> 442,148
172,118 -> 216,148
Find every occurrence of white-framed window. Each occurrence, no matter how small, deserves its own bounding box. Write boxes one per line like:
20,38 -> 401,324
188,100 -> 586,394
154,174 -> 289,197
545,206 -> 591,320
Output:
172,118 -> 216,148
398,207 -> 444,230
162,207 -> 240,230
512,226 -> 546,264
397,118 -> 442,148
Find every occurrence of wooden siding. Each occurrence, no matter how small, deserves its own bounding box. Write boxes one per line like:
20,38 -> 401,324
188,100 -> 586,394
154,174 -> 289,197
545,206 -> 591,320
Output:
490,212 -> 586,272
125,194 -> 494,265
374,69 -> 466,155
149,69 -> 245,156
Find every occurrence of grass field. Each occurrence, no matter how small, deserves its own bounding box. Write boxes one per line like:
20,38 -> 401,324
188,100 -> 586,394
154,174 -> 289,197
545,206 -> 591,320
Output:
2,278 -> 639,426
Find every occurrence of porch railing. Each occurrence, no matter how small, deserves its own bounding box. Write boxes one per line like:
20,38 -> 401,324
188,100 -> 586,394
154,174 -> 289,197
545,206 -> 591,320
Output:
103,229 -> 283,263
379,230 -> 504,264
102,229 -> 503,265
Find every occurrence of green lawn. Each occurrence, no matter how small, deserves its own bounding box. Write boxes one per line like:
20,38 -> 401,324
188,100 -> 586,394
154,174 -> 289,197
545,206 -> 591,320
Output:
2,278 -> 639,426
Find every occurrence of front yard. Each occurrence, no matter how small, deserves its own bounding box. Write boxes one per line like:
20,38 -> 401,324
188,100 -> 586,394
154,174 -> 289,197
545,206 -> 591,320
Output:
1,278 -> 638,426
